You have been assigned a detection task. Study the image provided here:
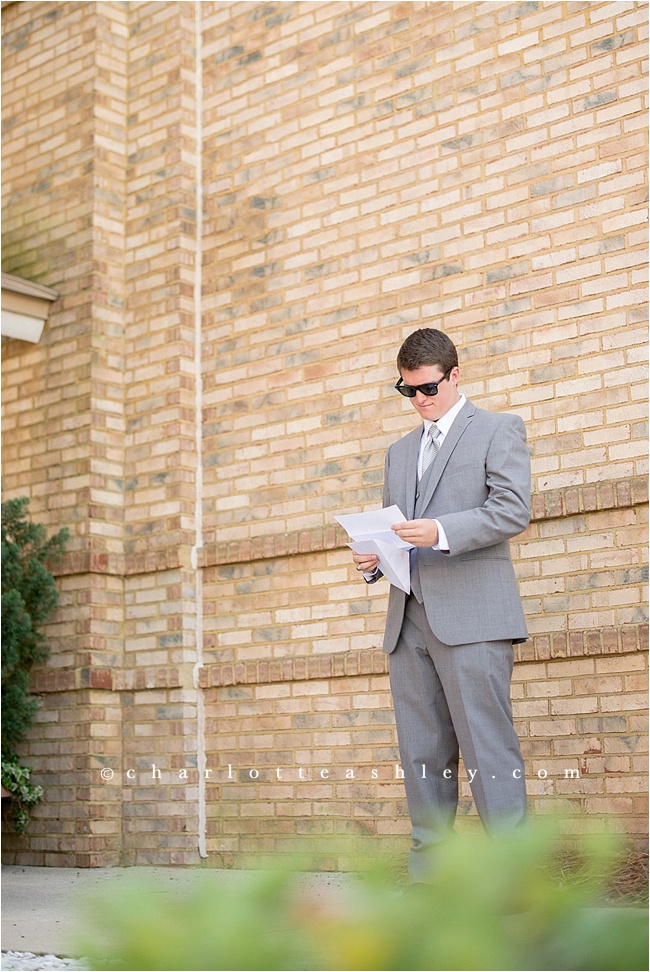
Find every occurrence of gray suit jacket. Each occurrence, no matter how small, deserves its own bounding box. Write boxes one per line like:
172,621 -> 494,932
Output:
369,398 -> 530,651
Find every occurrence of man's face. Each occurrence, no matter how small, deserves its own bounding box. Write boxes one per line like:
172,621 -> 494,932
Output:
399,364 -> 461,422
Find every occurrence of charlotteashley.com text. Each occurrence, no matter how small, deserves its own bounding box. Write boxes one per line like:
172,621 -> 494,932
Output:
98,763 -> 582,783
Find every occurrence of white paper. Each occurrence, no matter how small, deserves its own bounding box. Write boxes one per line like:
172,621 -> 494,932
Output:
335,505 -> 412,547
335,505 -> 413,595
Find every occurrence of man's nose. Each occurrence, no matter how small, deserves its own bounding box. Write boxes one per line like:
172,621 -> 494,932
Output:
415,390 -> 432,404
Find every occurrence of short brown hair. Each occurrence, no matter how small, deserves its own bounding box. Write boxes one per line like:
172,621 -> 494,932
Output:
396,328 -> 458,374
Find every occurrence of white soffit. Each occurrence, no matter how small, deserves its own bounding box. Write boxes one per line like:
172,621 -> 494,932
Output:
1,272 -> 59,343
1,309 -> 46,343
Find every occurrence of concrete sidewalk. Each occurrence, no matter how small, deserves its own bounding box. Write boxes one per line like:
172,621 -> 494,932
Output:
1,864 -> 357,958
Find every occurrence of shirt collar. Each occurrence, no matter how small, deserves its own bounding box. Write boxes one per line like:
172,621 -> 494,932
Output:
423,394 -> 466,438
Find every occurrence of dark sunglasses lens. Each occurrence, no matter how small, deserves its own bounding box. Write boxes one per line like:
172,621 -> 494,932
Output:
420,384 -> 438,396
397,384 -> 416,397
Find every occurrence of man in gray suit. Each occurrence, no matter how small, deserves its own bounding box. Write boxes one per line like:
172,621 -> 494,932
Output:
353,328 -> 529,881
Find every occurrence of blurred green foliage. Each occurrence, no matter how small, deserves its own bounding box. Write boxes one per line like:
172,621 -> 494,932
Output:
77,827 -> 648,971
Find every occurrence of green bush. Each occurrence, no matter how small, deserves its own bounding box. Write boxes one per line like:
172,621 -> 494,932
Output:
1,758 -> 44,834
76,827 -> 648,971
1,496 -> 68,830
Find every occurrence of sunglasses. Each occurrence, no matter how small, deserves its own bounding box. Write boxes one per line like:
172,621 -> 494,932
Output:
395,369 -> 452,398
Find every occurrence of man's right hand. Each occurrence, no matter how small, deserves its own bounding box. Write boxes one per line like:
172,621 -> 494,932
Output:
352,552 -> 380,574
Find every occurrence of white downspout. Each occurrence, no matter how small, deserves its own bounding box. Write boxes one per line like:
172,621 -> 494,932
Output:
192,0 -> 207,860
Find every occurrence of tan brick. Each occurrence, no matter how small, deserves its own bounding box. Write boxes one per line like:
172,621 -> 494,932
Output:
2,0 -> 647,868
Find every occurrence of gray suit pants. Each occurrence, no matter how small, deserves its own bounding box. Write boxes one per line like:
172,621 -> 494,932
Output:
389,595 -> 528,881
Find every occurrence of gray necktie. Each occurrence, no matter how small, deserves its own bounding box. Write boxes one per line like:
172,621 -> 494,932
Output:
419,423 -> 442,479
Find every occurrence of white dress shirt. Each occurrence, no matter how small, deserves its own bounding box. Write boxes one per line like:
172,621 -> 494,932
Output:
420,393 -> 466,551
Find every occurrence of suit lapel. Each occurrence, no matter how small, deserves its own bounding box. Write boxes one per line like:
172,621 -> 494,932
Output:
417,399 -> 476,513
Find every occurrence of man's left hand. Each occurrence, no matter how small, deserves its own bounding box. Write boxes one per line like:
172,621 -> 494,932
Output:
392,518 -> 439,547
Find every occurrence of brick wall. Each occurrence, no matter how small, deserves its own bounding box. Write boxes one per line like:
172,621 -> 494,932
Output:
1,0 -> 647,867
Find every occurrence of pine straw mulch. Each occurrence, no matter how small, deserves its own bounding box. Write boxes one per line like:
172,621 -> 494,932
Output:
552,844 -> 649,905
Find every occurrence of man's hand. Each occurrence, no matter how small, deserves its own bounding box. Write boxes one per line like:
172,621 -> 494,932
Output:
392,518 -> 439,547
352,552 -> 380,573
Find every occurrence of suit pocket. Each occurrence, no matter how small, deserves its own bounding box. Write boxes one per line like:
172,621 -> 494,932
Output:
456,552 -> 509,563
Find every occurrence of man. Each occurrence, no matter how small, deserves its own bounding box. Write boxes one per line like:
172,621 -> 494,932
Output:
353,328 -> 530,882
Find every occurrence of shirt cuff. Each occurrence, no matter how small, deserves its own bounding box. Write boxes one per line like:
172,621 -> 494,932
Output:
433,519 -> 450,552
362,568 -> 379,581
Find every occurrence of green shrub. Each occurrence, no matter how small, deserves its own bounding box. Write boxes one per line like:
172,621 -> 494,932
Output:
1,496 -> 68,831
1,758 -> 44,834
76,827 -> 648,971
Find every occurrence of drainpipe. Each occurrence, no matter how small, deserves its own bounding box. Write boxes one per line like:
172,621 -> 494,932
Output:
191,0 -> 207,860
